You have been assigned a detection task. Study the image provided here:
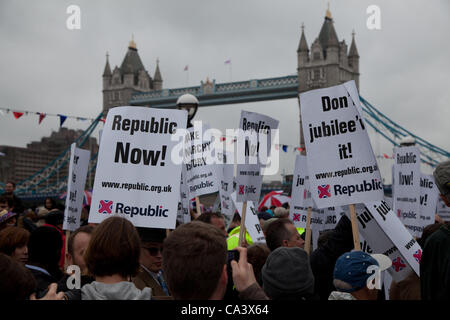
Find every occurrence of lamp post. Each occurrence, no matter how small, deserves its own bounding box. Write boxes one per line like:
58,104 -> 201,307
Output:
176,93 -> 199,128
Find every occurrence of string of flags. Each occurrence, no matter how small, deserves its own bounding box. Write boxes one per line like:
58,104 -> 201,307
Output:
0,107 -> 104,127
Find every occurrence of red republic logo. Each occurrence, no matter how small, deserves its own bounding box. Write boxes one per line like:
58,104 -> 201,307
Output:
98,200 -> 113,214
318,185 -> 331,199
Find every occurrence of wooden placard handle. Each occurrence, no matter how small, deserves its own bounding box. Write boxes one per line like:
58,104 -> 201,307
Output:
304,207 -> 312,254
349,204 -> 361,251
238,201 -> 247,247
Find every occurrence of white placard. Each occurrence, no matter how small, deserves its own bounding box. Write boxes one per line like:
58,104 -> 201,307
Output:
183,123 -> 219,198
235,110 -> 279,202
392,146 -> 421,237
88,106 -> 187,229
290,155 -> 312,228
231,192 -> 266,244
217,151 -> 235,216
177,165 -> 191,224
364,200 -> 422,277
419,174 -> 439,233
300,80 -> 383,208
63,143 -> 90,231
347,203 -> 414,282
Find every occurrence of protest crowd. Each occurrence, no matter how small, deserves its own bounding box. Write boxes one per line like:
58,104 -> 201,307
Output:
0,82 -> 449,303
0,159 -> 449,301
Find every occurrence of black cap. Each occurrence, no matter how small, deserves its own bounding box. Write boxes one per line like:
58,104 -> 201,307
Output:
44,210 -> 64,226
136,227 -> 166,243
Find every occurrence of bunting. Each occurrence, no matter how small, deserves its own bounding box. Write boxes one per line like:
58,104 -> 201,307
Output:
39,113 -> 46,124
59,114 -> 67,127
13,112 -> 24,119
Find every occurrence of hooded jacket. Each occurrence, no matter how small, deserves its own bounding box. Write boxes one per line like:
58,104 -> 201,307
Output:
81,281 -> 152,300
309,215 -> 354,300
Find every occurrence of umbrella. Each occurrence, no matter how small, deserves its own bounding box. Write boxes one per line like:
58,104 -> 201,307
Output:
59,190 -> 92,207
258,190 -> 291,211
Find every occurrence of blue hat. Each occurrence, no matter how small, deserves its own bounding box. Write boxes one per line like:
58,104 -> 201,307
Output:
333,251 -> 390,293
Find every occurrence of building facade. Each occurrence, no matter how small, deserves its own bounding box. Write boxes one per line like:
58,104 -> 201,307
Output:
0,128 -> 98,192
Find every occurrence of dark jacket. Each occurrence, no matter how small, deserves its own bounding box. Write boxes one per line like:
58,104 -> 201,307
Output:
420,223 -> 450,300
57,273 -> 95,300
132,268 -> 171,298
238,283 -> 270,300
26,264 -> 63,298
309,215 -> 354,300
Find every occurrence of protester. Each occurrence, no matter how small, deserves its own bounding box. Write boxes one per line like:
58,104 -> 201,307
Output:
26,226 -> 64,298
196,211 -> 228,237
265,218 -> 304,251
309,214 -> 354,300
257,212 -> 272,237
329,251 -> 391,300
420,160 -> 450,300
133,227 -> 170,298
273,206 -> 289,218
57,225 -> 95,296
44,197 -> 57,211
17,209 -> 38,233
42,210 -> 66,269
247,243 -> 270,286
226,212 -> 241,234
82,216 -> 151,300
0,195 -> 12,212
1,181 -> 25,215
163,221 -> 267,300
262,247 -> 317,300
0,209 -> 17,230
0,226 -> 29,265
0,253 -> 36,300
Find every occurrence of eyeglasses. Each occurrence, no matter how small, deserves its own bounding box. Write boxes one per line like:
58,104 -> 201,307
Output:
143,246 -> 163,256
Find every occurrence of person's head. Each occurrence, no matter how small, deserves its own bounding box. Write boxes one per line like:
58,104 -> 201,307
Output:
66,225 -> 94,275
433,160 -> 450,206
196,212 -> 228,237
274,207 -> 289,218
44,198 -> 56,211
317,230 -> 333,249
28,226 -> 62,273
270,205 -> 276,211
0,226 -> 30,265
44,210 -> 64,229
0,209 -> 17,230
163,221 -> 227,300
0,196 -> 12,211
281,202 -> 290,210
247,243 -> 270,286
265,218 -> 304,251
262,247 -> 315,300
84,216 -> 141,280
4,181 -> 16,195
417,223 -> 443,248
136,227 -> 166,273
260,206 -> 268,213
0,253 -> 36,300
333,251 -> 391,300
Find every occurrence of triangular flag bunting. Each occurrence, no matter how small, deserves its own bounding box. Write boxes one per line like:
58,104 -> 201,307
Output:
59,114 -> 67,127
282,145 -> 288,152
39,113 -> 46,124
13,112 -> 24,119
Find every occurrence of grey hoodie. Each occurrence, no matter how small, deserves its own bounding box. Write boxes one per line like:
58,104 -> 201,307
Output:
81,281 -> 152,300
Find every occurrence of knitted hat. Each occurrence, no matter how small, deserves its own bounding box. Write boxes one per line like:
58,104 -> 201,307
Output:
0,210 -> 17,225
262,247 -> 314,299
433,160 -> 450,202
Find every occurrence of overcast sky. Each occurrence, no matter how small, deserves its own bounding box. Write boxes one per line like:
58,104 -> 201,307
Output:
0,0 -> 449,182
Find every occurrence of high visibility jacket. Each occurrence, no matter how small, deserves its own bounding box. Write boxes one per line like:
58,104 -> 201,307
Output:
297,227 -> 306,235
227,226 -> 253,250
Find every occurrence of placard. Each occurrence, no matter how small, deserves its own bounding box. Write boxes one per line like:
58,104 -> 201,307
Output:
300,80 -> 383,208
88,106 -> 187,229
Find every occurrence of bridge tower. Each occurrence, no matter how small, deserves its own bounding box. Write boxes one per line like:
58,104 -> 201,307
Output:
297,6 -> 359,149
102,38 -> 162,116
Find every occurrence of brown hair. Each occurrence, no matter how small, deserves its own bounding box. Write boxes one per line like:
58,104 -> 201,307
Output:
265,218 -> 294,251
162,221 -> 227,299
68,225 -> 95,257
0,253 -> 36,300
0,226 -> 30,256
196,212 -> 224,224
84,216 -> 140,278
247,243 -> 270,285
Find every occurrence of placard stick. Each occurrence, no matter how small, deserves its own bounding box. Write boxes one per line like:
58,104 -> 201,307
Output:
195,196 -> 201,218
304,207 -> 312,254
64,230 -> 70,270
238,201 -> 247,247
349,204 -> 361,251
